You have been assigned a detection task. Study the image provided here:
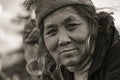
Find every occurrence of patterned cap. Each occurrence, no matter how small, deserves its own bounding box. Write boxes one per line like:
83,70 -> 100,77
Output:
31,0 -> 94,27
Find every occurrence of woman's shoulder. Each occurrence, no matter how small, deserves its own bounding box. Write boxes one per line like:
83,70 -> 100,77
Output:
103,40 -> 120,79
107,40 -> 120,59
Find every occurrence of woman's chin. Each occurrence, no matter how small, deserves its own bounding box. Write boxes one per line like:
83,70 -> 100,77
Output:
61,59 -> 80,67
60,57 -> 83,72
66,66 -> 79,72
63,62 -> 83,72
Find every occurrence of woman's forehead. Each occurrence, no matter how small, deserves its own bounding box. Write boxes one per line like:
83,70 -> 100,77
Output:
47,6 -> 77,17
43,6 -> 80,23
44,15 -> 78,29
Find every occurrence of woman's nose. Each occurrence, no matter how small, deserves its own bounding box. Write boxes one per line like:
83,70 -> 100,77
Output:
58,32 -> 71,46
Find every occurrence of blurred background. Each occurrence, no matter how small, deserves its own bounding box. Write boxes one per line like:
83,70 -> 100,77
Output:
0,0 -> 120,80
0,0 -> 120,56
0,0 -> 38,80
0,0 -> 27,56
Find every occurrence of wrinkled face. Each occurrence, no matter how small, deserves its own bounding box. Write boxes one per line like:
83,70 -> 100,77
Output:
43,7 -> 91,71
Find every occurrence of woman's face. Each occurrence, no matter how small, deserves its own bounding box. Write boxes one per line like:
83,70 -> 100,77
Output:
43,7 -> 91,71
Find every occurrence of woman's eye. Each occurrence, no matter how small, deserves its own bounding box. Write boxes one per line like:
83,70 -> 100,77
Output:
46,29 -> 57,36
67,23 -> 80,31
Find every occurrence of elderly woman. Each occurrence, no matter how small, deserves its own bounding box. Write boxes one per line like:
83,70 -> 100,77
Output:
24,0 -> 120,80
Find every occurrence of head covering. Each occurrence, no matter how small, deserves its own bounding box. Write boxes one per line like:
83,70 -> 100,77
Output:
27,0 -> 94,27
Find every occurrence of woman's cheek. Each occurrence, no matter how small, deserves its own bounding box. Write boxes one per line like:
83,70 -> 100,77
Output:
44,36 -> 58,53
71,26 -> 89,41
70,31 -> 88,43
44,36 -> 60,63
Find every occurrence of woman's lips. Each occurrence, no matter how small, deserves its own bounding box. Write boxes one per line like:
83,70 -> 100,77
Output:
59,48 -> 77,55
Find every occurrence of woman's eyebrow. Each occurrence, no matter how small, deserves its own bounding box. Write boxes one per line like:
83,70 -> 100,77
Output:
45,24 -> 57,30
63,16 -> 76,24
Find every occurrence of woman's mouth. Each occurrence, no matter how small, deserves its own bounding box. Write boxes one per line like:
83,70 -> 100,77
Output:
59,48 -> 78,55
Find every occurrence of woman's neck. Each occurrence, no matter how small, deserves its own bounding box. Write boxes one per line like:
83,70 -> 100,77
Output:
74,59 -> 91,80
66,55 -> 92,73
74,70 -> 88,80
65,56 -> 92,80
